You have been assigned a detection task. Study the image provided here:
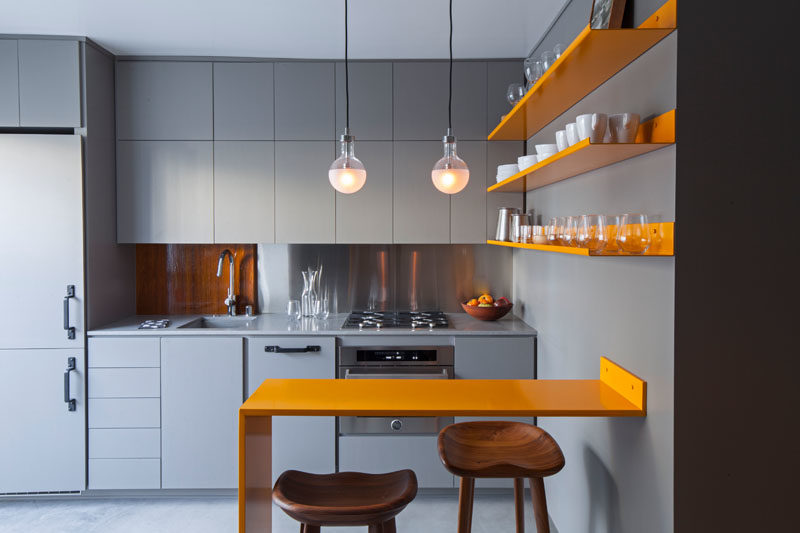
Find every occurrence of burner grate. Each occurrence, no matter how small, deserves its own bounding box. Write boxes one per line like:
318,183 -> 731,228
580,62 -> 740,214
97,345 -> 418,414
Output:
342,311 -> 449,330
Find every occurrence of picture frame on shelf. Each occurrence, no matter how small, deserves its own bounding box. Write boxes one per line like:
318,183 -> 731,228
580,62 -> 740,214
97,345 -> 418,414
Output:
590,0 -> 627,29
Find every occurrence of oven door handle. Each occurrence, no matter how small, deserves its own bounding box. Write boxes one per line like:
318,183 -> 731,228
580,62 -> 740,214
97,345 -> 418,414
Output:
344,369 -> 450,380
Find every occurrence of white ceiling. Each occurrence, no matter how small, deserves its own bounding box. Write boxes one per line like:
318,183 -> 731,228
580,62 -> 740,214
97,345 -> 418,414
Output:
0,0 -> 567,59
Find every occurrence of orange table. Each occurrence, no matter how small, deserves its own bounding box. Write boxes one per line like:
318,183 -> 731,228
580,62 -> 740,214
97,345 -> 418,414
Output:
238,357 -> 646,532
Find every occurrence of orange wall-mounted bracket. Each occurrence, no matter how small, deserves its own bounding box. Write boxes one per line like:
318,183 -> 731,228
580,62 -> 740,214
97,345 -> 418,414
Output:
600,356 -> 647,412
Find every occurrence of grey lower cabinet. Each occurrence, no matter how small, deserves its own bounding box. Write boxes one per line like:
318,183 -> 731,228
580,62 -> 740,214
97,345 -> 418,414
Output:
116,140 -> 214,243
454,336 -> 536,489
161,337 -> 244,489
214,141 -> 275,243
0,40 -> 19,126
17,39 -> 81,127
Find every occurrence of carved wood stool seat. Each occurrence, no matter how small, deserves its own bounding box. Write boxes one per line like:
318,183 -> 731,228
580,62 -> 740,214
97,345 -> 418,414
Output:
438,421 -> 565,533
272,469 -> 418,533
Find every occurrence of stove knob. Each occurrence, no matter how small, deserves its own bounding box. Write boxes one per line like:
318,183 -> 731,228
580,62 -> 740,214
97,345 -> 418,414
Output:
390,419 -> 403,431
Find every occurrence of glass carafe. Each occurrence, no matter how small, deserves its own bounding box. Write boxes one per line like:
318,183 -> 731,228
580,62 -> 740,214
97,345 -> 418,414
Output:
301,269 -> 319,317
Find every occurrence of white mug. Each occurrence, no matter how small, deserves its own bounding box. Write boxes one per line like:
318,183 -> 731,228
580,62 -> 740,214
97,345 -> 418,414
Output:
555,130 -> 569,151
565,123 -> 579,146
576,113 -> 608,143
608,113 -> 641,143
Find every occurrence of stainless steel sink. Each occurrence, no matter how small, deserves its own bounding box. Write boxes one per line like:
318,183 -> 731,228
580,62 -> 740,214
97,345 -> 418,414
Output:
178,316 -> 258,329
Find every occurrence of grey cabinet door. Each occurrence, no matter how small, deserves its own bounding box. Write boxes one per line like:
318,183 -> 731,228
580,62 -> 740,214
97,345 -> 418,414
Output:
487,61 -> 523,135
336,141 -> 392,243
393,141 -> 450,243
450,141 -> 487,244
486,141 -> 524,239
335,62 -> 392,140
161,337 -> 243,489
275,62 -> 334,140
214,141 -> 275,243
246,337 -> 336,490
214,62 -> 274,140
116,61 -> 212,140
393,62 -> 487,141
0,349 -> 86,493
0,40 -> 19,126
0,135 -> 84,349
17,39 -> 81,127
117,141 -> 214,243
274,141 -> 335,243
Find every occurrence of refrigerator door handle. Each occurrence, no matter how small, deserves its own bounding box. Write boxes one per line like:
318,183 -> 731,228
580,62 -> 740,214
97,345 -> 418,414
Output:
63,285 -> 75,340
64,357 -> 76,411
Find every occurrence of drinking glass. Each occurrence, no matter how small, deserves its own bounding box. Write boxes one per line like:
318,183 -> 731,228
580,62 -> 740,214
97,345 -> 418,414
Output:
286,299 -> 301,320
520,225 -> 533,244
546,218 -> 560,245
506,83 -> 524,105
541,50 -> 556,72
560,216 -> 578,246
313,297 -> 329,320
576,214 -> 608,252
605,215 -> 621,251
553,43 -> 566,59
617,213 -> 651,254
524,58 -> 544,87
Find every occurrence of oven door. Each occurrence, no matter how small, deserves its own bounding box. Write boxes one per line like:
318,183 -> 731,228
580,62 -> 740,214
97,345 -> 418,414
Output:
339,366 -> 454,435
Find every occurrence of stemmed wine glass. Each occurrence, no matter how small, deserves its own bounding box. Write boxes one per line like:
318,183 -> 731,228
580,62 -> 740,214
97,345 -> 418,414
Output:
524,58 -> 544,89
506,83 -> 524,105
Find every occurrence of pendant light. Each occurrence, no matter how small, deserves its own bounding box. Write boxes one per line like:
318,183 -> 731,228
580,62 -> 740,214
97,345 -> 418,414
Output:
431,0 -> 469,194
329,0 -> 366,194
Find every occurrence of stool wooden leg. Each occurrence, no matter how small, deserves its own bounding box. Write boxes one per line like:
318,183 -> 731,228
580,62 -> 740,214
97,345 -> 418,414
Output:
529,477 -> 549,533
367,524 -> 383,533
514,477 -> 525,533
301,525 -> 320,533
458,477 -> 475,533
382,518 -> 397,533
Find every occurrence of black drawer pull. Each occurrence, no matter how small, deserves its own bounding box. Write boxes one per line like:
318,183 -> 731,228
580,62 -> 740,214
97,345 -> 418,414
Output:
265,345 -> 321,354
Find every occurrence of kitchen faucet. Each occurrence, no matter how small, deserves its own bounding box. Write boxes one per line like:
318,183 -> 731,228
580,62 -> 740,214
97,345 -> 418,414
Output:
216,249 -> 237,316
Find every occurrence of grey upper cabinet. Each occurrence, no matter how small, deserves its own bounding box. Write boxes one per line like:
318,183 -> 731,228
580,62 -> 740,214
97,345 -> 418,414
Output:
450,141 -> 487,244
393,141 -> 450,243
336,141 -> 393,243
393,62 -> 487,141
214,141 -> 275,243
335,62 -> 392,140
117,141 -> 214,243
18,40 -> 81,127
161,337 -> 243,489
487,61 -> 523,135
213,62 -> 274,140
274,141 -> 335,243
0,40 -> 19,127
275,62 -> 334,140
486,141 -> 524,239
116,61 -> 212,140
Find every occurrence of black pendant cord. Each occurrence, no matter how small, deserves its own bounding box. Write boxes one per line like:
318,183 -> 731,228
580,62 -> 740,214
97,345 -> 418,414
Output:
448,0 -> 453,131
345,0 -> 350,131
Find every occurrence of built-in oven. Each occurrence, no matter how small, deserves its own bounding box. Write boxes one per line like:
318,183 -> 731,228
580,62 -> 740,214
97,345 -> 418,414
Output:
337,345 -> 454,435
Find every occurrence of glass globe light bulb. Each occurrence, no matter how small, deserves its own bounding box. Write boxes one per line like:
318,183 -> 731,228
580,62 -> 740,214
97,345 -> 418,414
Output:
329,133 -> 366,194
431,133 -> 469,194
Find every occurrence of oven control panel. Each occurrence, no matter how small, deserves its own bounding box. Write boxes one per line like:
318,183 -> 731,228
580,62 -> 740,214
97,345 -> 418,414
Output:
356,349 -> 437,362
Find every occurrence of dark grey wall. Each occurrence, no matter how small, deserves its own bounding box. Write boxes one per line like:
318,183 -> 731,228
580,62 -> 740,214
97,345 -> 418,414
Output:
674,1 -> 796,531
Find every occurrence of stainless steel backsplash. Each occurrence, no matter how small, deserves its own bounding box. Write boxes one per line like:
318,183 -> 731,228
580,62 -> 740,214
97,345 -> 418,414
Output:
257,244 -> 512,314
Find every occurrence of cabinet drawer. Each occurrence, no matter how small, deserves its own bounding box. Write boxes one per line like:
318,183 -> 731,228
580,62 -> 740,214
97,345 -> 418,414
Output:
89,428 -> 160,459
339,435 -> 453,488
89,337 -> 160,368
246,336 -> 335,395
89,458 -> 160,489
89,398 -> 160,428
88,368 -> 160,398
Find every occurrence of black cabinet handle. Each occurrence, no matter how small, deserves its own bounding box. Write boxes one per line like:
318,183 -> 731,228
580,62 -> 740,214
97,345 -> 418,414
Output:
63,285 -> 75,340
264,345 -> 321,354
64,357 -> 76,412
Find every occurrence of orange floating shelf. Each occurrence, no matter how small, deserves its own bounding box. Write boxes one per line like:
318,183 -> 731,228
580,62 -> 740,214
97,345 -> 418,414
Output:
487,222 -> 674,256
488,0 -> 676,141
489,111 -> 675,193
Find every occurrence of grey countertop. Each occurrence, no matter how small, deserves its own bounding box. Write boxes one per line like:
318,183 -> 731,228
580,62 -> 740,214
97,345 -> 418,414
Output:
88,313 -> 537,337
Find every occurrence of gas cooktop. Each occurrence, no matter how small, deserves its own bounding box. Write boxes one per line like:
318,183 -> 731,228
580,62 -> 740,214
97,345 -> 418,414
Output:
342,310 -> 449,330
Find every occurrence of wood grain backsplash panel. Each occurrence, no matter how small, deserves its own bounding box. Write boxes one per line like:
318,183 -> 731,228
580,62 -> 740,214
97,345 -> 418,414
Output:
136,244 -> 257,315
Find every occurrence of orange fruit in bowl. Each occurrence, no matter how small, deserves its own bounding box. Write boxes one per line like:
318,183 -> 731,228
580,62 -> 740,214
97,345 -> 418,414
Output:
467,298 -> 479,307
478,294 -> 494,305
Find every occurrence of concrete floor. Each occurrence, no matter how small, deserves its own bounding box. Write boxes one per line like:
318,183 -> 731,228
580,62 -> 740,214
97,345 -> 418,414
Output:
0,492 -> 549,533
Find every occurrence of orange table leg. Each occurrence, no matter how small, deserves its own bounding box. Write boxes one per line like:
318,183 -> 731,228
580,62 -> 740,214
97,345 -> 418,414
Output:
239,412 -> 272,533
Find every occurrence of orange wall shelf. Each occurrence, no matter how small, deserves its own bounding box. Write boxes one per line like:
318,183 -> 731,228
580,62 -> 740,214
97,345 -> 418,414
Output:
489,110 -> 675,193
487,222 -> 674,256
488,0 -> 676,141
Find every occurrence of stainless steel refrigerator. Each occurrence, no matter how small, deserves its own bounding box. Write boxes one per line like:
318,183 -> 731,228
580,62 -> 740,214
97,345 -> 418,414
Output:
0,134 -> 86,493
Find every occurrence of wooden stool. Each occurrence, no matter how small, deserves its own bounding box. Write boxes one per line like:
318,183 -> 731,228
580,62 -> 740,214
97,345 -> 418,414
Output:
272,469 -> 418,532
438,421 -> 565,533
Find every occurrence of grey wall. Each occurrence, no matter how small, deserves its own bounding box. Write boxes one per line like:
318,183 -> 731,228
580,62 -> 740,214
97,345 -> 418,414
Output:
83,41 -> 136,329
257,243 -> 513,314
516,2 -> 676,530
